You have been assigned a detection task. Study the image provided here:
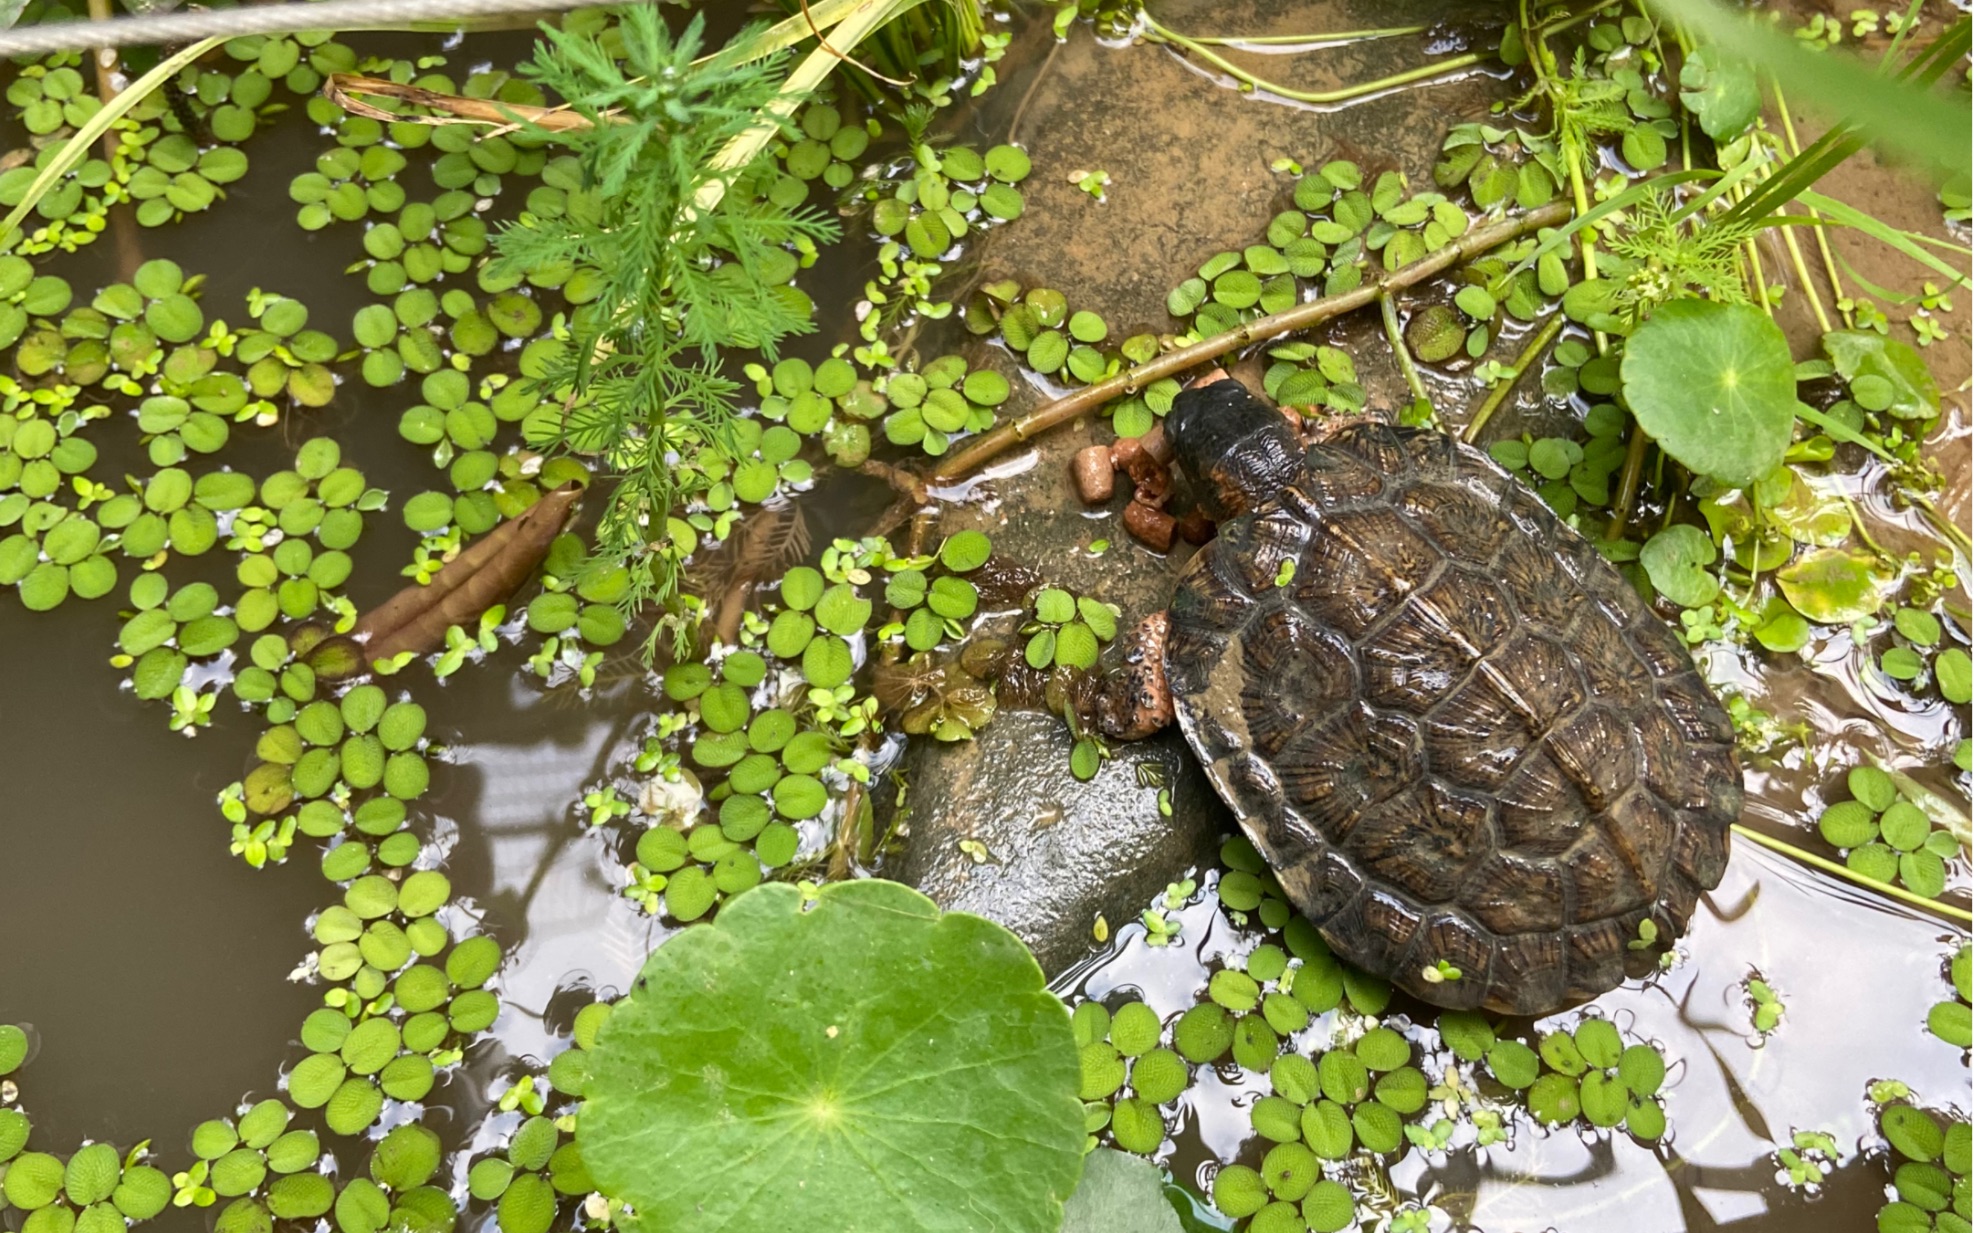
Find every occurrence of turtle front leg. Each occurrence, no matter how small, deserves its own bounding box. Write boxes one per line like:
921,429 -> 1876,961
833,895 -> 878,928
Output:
1089,611 -> 1175,740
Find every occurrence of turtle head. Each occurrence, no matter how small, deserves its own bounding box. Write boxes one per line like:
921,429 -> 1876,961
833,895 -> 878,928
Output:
1166,376 -> 1302,521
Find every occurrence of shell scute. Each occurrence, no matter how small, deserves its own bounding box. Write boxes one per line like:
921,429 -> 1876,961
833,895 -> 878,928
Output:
1167,421 -> 1740,1016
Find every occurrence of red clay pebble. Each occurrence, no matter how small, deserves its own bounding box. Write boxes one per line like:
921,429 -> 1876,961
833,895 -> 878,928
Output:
1114,436 -> 1171,504
1176,510 -> 1215,544
1109,434 -> 1145,471
1071,445 -> 1114,504
1123,499 -> 1176,552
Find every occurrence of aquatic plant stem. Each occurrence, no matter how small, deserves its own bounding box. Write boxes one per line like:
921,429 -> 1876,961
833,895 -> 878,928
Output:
1379,294 -> 1430,405
1730,823 -> 1973,923
1176,25 -> 1428,47
1771,81 -> 1851,327
933,201 -> 1572,480
1463,312 -> 1563,444
1139,15 -> 1482,104
1606,427 -> 1651,539
1754,86 -> 1835,334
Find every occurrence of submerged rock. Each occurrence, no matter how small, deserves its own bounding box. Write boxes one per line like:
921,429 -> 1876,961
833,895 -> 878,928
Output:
898,710 -> 1227,978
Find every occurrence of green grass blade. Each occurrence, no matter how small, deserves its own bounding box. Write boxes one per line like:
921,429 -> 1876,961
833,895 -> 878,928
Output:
695,0 -> 925,214
0,35 -> 224,247
1793,401 -> 1895,462
1648,0 -> 1970,184
1795,188 -> 1973,289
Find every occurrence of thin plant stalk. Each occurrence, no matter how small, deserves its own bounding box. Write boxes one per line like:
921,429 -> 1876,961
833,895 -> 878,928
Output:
933,201 -> 1572,480
1379,294 -> 1429,404
1730,823 -> 1972,923
0,36 -> 224,247
1140,15 -> 1482,105
1606,427 -> 1651,539
1463,312 -> 1563,443
696,0 -> 924,215
1522,0 -> 1608,355
83,0 -> 118,159
1745,83 -> 1835,332
1771,81 -> 1851,326
1178,24 -> 1427,47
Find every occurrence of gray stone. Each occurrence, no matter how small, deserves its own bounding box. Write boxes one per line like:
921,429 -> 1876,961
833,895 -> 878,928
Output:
897,710 -> 1228,978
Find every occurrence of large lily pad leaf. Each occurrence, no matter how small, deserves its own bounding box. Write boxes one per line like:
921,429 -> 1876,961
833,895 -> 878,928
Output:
1621,299 -> 1795,488
579,879 -> 1084,1233
1062,1150 -> 1186,1233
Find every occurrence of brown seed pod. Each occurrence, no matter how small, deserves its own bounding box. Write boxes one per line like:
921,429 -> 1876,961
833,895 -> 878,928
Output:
1123,499 -> 1175,552
1071,444 -> 1114,504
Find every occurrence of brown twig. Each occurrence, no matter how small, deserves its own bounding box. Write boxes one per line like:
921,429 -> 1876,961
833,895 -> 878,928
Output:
324,73 -> 597,132
800,0 -> 911,85
932,201 -> 1573,482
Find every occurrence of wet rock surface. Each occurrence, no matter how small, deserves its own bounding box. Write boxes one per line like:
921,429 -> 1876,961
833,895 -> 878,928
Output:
897,710 -> 1228,977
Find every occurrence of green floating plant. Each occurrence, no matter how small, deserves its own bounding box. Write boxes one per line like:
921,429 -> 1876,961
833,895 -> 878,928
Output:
1814,764 -> 1961,900
579,880 -> 1085,1233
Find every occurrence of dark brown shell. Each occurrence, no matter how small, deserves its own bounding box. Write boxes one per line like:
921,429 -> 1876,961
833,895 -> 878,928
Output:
1165,423 -> 1740,1016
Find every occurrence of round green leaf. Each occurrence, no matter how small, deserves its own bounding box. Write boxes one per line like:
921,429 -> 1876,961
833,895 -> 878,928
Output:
1619,299 -> 1796,487
579,881 -> 1083,1233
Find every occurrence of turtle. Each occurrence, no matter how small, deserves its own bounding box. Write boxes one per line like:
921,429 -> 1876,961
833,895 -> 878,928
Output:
1088,375 -> 1742,1017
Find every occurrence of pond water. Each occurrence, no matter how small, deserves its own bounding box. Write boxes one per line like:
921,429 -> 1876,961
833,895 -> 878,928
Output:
0,3 -> 1966,1233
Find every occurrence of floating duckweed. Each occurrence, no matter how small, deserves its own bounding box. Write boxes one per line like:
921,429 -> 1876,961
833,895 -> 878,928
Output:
1079,1042 -> 1127,1101
496,1173 -> 555,1233
286,1053 -> 346,1108
1301,1180 -> 1355,1233
266,1175 -> 333,1221
1354,1027 -> 1410,1072
0,1023 -> 26,1074
1128,1049 -> 1188,1106
1109,1002 -> 1162,1056
1107,1098 -> 1163,1154
1173,1003 -> 1234,1064
61,1144 -> 118,1207
264,1129 -> 319,1174
1210,1164 -> 1268,1220
325,1077 -> 383,1135
370,1124 -> 442,1190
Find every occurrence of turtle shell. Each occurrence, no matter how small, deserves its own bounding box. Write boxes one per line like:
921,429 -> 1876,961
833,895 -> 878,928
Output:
1165,421 -> 1740,1016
